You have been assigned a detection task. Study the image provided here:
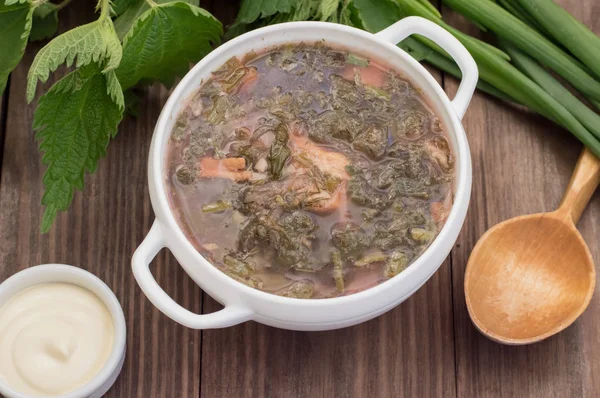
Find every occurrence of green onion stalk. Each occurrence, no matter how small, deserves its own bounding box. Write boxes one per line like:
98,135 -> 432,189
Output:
393,0 -> 600,157
441,0 -> 600,102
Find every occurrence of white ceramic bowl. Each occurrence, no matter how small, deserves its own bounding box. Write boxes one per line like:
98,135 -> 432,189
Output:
0,264 -> 126,398
132,17 -> 476,331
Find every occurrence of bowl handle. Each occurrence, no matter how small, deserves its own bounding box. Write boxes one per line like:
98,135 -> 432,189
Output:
375,16 -> 478,120
132,221 -> 254,329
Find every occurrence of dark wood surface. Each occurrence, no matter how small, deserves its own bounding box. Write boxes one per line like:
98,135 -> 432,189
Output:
445,1 -> 600,396
0,1 -> 599,397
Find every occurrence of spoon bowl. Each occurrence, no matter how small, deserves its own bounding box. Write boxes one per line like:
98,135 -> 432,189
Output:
466,148 -> 600,345
466,212 -> 595,344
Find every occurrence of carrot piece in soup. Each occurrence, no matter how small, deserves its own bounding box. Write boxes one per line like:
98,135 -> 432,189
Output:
199,157 -> 251,181
340,64 -> 386,88
309,181 -> 348,214
290,134 -> 350,180
431,192 -> 452,225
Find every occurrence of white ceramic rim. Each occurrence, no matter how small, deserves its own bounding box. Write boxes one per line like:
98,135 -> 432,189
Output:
0,264 -> 127,398
133,17 -> 476,329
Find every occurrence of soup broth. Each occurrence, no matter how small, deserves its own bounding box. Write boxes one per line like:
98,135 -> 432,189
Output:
166,43 -> 454,299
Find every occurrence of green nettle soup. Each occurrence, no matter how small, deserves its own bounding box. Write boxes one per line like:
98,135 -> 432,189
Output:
166,43 -> 454,299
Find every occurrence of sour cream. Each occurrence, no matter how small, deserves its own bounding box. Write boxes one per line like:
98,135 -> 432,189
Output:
0,283 -> 114,397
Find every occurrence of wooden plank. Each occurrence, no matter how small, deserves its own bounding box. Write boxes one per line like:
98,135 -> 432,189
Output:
200,7 -> 457,398
0,4 -> 203,398
0,90 -> 6,181
446,0 -> 600,396
201,271 -> 456,397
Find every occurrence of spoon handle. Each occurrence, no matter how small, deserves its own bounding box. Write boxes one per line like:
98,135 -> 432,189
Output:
557,148 -> 600,224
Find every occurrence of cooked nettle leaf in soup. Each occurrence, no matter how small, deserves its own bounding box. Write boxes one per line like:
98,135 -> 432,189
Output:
165,43 -> 454,299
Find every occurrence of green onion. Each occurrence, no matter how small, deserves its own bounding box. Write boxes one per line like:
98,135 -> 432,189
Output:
460,44 -> 600,157
395,0 -> 511,62
396,1 -> 546,108
416,0 -> 442,18
395,0 -> 600,157
515,0 -> 600,80
441,0 -> 600,102
500,39 -> 600,143
401,37 -> 516,103
497,0 -> 550,38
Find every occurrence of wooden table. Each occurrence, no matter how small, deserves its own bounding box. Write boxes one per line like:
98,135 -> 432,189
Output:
1,0 -> 599,396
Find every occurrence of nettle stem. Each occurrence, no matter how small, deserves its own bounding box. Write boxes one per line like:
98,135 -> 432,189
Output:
144,0 -> 158,7
55,0 -> 75,11
99,0 -> 110,19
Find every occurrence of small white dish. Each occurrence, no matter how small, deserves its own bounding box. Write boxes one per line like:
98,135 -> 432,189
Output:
0,264 -> 126,398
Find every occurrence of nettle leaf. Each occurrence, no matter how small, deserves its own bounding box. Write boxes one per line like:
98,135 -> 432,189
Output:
116,2 -> 222,90
226,0 -> 295,39
111,0 -> 137,16
237,0 -> 295,24
346,2 -> 364,28
289,0 -> 316,21
351,0 -> 402,33
318,0 -> 339,21
112,0 -> 198,18
33,63 -> 124,233
30,2 -> 59,41
113,0 -> 148,40
113,0 -> 199,40
27,17 -> 122,102
0,0 -> 33,95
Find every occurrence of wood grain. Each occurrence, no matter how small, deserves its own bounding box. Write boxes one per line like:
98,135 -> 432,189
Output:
0,90 -> 6,180
445,0 -> 600,396
1,1 -> 599,397
0,4 -> 203,398
557,149 -> 600,224
201,272 -> 456,397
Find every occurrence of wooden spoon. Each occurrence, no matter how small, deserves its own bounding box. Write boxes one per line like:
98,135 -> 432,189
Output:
465,148 -> 600,345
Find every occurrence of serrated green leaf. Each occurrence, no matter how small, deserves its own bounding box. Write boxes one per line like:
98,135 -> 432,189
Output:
318,0 -> 339,21
30,3 -> 58,41
346,2 -> 364,28
224,20 -> 250,40
0,0 -> 33,95
113,0 -> 147,40
352,0 -> 403,33
5,0 -> 28,5
227,0 -> 295,38
236,0 -> 295,24
33,63 -> 124,233
27,17 -> 122,102
113,0 -> 199,40
111,0 -> 137,15
290,0 -> 317,21
106,66 -> 125,110
116,2 -> 222,90
112,0 -> 199,17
